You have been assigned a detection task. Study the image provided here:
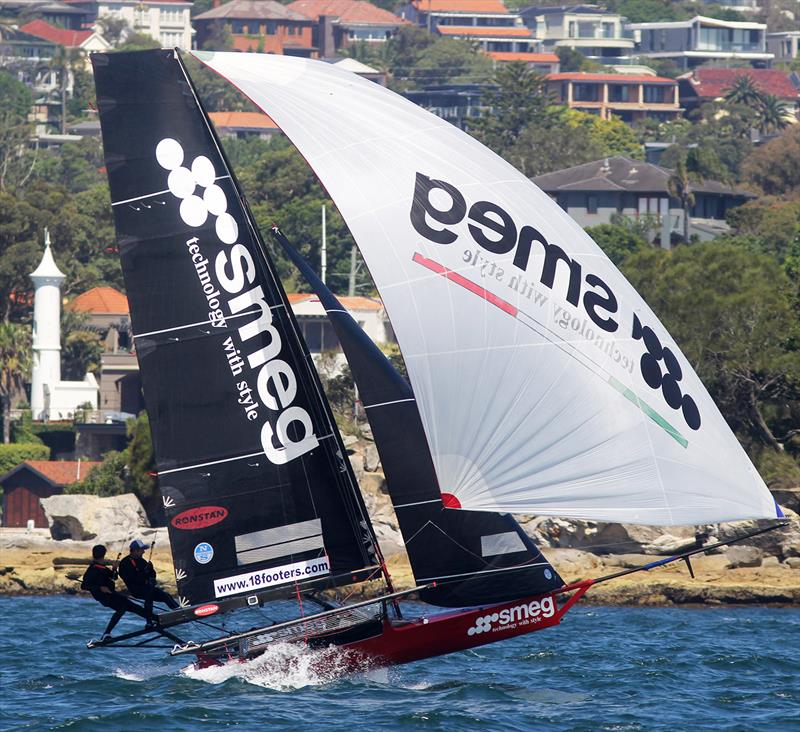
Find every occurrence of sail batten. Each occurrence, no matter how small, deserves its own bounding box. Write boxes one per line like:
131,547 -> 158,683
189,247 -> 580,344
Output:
197,51 -> 779,527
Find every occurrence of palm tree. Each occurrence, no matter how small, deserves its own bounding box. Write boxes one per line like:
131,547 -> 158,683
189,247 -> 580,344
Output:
0,322 -> 31,443
723,74 -> 762,108
40,46 -> 84,135
667,156 -> 695,244
756,93 -> 792,133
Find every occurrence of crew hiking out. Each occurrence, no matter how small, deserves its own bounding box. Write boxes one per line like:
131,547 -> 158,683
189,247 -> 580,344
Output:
118,539 -> 179,618
81,544 -> 151,640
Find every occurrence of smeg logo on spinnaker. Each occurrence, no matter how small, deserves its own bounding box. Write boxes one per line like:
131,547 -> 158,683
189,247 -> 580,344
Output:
171,506 -> 228,530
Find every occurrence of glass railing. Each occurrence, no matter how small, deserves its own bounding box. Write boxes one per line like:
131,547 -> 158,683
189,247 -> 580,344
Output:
695,42 -> 764,52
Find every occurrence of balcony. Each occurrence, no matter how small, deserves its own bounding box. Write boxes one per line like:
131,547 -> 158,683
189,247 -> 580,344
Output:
695,41 -> 764,52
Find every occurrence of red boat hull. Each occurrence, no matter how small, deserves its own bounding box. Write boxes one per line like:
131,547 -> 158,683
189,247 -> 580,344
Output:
196,582 -> 591,672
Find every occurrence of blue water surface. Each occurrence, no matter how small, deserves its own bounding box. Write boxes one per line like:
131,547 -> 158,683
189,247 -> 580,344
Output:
1,596 -> 798,731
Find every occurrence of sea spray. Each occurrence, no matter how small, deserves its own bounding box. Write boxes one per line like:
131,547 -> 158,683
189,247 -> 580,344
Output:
181,642 -> 368,691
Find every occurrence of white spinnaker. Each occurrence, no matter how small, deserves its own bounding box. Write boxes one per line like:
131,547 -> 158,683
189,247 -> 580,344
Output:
194,51 -> 779,526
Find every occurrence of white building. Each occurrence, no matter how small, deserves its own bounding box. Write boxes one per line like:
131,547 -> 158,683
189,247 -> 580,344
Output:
520,4 -> 636,67
30,231 -> 98,421
628,15 -> 773,69
67,0 -> 193,49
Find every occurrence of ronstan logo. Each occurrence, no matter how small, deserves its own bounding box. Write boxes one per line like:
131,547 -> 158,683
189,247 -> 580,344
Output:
194,604 -> 219,617
171,506 -> 228,530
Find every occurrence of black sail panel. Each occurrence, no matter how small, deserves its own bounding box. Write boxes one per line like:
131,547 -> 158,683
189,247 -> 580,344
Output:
273,229 -> 564,607
92,49 -> 379,607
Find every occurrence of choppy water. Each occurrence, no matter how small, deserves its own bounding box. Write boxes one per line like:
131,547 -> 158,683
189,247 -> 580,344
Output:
1,596 -> 798,731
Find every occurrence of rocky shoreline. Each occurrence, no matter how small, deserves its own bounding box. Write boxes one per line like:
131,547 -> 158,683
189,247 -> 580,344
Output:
2,439 -> 797,607
2,529 -> 798,606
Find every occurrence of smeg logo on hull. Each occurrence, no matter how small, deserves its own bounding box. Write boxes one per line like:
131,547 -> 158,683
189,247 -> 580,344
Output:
171,506 -> 228,530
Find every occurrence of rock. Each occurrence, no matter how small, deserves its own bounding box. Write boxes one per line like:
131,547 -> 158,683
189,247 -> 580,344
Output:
784,557 -> 800,569
762,555 -> 780,568
349,454 -> 366,485
713,515 -> 800,561
341,434 -> 358,448
771,486 -> 800,514
363,444 -> 381,473
601,553 -> 654,569
724,545 -> 762,568
523,517 -> 696,555
40,493 -> 150,542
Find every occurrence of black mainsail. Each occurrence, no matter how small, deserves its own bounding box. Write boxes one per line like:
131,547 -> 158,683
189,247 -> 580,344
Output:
272,230 -> 563,607
92,50 -> 381,610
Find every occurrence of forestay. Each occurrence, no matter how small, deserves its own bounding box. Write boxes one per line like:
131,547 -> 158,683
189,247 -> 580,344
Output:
92,50 -> 379,607
195,51 -> 779,526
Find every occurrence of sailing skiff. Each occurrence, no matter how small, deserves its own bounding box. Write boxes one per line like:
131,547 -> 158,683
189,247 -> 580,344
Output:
86,49 -> 786,671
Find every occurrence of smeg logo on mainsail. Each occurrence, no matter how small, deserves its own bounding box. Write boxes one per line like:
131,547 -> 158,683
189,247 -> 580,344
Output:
409,172 -> 701,432
155,138 -> 320,465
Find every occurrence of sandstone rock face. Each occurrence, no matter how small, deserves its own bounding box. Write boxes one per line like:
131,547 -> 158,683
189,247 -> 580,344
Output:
725,546 -> 763,568
521,517 -> 698,555
363,444 -> 381,473
40,493 -> 150,542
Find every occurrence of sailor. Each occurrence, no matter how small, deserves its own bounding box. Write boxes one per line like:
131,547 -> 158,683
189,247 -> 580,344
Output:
81,544 -> 151,640
119,539 -> 179,618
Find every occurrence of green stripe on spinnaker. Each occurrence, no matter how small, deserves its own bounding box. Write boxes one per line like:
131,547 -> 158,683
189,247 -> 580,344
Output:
609,376 -> 688,449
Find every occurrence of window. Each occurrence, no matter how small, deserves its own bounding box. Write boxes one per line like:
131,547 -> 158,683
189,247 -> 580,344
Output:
608,85 -> 629,102
266,20 -> 276,34
573,83 -> 599,102
643,85 -> 666,103
586,195 -> 598,214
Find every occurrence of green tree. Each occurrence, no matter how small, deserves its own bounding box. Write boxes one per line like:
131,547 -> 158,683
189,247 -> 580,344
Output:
114,32 -> 160,52
0,72 -> 35,193
68,449 -> 128,496
200,20 -> 233,51
621,243 -> 800,460
96,15 -> 130,46
723,74 -> 762,108
473,62 -> 557,156
127,411 -> 156,499
666,154 -> 695,242
44,46 -> 84,134
0,323 -> 31,443
742,125 -> 800,197
725,200 -> 800,262
756,93 -> 793,134
584,223 -> 648,265
61,309 -> 102,380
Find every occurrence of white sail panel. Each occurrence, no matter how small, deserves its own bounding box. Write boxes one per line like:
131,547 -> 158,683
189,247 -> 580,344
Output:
195,51 -> 780,526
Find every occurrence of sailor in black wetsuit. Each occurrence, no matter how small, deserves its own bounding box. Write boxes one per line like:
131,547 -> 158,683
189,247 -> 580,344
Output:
81,544 -> 150,640
118,539 -> 179,619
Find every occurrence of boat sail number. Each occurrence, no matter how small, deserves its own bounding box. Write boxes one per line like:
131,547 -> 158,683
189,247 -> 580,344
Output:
155,138 -> 320,465
410,172 -> 701,432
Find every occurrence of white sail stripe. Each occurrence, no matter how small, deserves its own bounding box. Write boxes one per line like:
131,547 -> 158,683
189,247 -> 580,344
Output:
364,398 -> 416,410
393,499 -> 441,509
133,303 -> 286,339
417,563 -> 550,582
111,175 -> 231,206
158,450 -> 266,475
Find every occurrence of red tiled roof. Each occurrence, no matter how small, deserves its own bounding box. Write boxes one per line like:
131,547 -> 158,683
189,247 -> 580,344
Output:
209,111 -> 279,129
680,68 -> 798,101
548,72 -> 676,84
20,19 -> 93,46
69,287 -> 129,314
287,0 -> 405,24
438,25 -> 533,37
24,460 -> 101,485
413,0 -> 509,13
488,51 -> 559,63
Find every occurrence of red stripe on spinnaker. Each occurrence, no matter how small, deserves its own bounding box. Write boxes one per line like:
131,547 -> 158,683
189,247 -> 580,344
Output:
412,252 -> 518,317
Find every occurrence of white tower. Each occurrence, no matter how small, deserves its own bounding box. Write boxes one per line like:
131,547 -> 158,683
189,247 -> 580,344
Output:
30,229 -> 65,420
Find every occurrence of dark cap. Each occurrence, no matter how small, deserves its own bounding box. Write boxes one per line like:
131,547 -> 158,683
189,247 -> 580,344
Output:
130,539 -> 150,550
